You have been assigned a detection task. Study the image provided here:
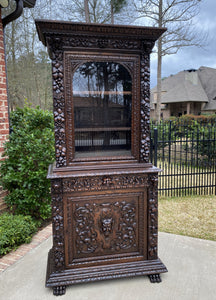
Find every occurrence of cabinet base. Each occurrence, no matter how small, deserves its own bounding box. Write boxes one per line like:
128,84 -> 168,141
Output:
46,248 -> 167,295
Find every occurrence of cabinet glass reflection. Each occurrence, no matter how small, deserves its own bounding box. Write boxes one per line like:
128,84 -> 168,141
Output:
73,62 -> 132,158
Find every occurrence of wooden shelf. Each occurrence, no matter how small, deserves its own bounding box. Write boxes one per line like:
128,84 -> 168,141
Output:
75,127 -> 131,132
73,91 -> 131,96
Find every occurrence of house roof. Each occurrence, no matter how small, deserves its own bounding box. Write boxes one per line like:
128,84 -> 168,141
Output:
198,66 -> 216,111
151,66 -> 216,111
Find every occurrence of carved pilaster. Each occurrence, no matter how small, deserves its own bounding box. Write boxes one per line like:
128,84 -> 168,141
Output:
148,174 -> 158,260
48,37 -> 66,168
51,179 -> 65,270
140,41 -> 155,163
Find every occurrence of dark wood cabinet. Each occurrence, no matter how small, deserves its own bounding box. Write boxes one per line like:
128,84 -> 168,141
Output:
36,20 -> 167,296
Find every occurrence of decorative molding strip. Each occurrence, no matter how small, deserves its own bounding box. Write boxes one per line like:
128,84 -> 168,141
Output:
63,174 -> 148,192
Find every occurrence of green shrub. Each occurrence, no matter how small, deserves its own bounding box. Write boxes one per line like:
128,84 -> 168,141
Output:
178,114 -> 216,124
188,125 -> 216,163
150,120 -> 177,149
0,106 -> 55,220
0,213 -> 37,256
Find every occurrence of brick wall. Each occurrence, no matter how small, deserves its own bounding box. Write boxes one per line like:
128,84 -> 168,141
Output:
0,8 -> 9,212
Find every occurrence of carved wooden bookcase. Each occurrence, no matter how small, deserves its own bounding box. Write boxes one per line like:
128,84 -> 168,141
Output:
36,20 -> 167,296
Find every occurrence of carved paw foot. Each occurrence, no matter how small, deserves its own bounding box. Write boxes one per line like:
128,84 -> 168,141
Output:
53,286 -> 66,296
148,274 -> 161,283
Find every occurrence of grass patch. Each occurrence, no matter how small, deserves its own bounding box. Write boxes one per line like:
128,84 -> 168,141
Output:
158,195 -> 216,241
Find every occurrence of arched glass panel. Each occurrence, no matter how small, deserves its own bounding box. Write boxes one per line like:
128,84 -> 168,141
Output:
73,62 -> 132,158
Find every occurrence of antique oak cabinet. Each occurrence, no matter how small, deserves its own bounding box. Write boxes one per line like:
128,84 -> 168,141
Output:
36,20 -> 167,296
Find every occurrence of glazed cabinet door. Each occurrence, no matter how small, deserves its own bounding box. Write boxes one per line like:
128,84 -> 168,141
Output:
64,190 -> 148,268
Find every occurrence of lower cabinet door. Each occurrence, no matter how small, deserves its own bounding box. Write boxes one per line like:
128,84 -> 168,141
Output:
64,190 -> 147,268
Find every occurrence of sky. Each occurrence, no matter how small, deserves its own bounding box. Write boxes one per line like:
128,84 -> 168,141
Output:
150,0 -> 216,88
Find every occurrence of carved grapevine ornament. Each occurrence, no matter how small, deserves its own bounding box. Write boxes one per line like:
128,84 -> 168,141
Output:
51,180 -> 65,269
148,175 -> 159,259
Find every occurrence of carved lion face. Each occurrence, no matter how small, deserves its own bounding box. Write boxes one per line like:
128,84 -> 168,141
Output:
100,217 -> 113,237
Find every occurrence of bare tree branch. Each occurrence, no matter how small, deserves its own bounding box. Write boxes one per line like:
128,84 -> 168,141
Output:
132,0 -> 204,122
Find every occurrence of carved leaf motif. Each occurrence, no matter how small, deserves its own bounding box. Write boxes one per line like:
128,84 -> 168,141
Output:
113,202 -> 137,251
111,40 -> 140,49
50,36 -> 142,51
74,204 -> 99,254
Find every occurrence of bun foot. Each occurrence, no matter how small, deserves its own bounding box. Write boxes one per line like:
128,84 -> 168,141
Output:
148,274 -> 161,283
53,286 -> 66,296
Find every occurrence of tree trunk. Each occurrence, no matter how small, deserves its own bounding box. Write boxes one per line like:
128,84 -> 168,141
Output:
11,21 -> 16,111
156,0 -> 163,123
84,0 -> 90,23
156,36 -> 162,123
111,1 -> 114,24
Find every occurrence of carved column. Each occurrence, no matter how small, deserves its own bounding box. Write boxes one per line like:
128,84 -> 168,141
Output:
148,174 -> 159,260
48,37 -> 67,168
51,179 -> 65,270
140,41 -> 155,163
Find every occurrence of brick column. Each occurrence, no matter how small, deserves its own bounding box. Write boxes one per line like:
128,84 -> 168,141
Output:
0,8 -> 9,212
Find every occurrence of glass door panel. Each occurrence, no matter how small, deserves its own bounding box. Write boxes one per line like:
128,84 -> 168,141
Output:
73,62 -> 132,158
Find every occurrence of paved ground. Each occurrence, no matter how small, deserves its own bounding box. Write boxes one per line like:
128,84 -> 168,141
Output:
0,229 -> 216,300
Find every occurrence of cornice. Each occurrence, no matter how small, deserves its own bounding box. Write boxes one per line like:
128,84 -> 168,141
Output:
35,19 -> 166,48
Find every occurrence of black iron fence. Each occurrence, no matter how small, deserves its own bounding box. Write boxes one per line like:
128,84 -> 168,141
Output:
150,120 -> 216,196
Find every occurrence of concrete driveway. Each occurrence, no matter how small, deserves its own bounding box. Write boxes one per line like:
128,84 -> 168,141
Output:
0,232 -> 215,300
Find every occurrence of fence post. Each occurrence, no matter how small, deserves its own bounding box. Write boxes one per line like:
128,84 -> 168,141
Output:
214,129 -> 216,196
154,128 -> 158,167
168,120 -> 172,164
150,136 -> 153,163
